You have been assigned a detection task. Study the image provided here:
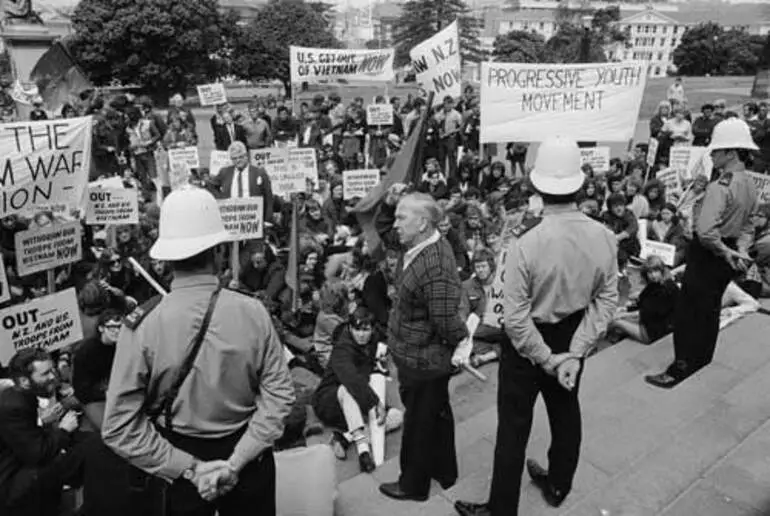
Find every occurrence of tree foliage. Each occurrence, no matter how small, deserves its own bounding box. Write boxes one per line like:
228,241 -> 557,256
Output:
392,0 -> 484,68
491,30 -> 550,63
234,0 -> 340,91
70,0 -> 228,98
673,22 -> 765,76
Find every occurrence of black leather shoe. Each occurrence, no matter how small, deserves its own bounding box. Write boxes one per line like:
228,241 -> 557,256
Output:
359,451 -> 376,473
435,476 -> 457,490
454,500 -> 491,516
644,372 -> 680,389
526,459 -> 568,507
378,481 -> 429,502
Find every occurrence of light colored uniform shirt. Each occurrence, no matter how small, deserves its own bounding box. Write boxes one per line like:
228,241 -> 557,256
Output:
102,273 -> 295,482
503,205 -> 619,366
696,167 -> 758,256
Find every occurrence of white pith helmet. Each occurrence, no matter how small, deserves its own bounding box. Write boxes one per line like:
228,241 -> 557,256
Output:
529,136 -> 585,195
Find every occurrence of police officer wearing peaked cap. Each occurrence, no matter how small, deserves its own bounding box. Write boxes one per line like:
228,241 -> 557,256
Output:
102,185 -> 295,516
455,137 -> 619,516
646,118 -> 759,389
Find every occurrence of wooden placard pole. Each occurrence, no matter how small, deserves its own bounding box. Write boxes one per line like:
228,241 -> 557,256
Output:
46,269 -> 55,295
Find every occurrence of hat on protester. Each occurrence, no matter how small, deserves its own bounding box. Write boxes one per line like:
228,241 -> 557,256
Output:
709,118 -> 759,152
149,186 -> 231,261
529,136 -> 584,195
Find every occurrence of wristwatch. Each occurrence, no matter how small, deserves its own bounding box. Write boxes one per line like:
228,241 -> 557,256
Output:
182,460 -> 199,481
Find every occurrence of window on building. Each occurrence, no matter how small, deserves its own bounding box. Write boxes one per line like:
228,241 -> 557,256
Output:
633,52 -> 638,59
652,25 -> 657,34
673,26 -> 679,34
662,26 -> 667,34
658,52 -> 663,60
671,38 -> 676,47
645,25 -> 650,33
637,25 -> 642,33
660,38 -> 665,46
539,22 -> 544,30
655,66 -> 661,75
624,51 -> 630,60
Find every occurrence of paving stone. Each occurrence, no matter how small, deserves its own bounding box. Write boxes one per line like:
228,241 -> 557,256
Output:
660,486 -> 760,516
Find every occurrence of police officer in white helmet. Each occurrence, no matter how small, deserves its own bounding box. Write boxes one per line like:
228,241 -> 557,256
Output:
102,186 -> 295,515
455,137 -> 618,516
646,118 -> 759,389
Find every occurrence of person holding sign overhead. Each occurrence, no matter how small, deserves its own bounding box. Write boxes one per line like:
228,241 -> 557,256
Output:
436,95 -> 462,180
211,142 -> 273,223
646,118 -> 759,389
455,136 -> 618,516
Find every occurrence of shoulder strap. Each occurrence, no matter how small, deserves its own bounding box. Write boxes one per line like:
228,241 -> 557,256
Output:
148,287 -> 222,430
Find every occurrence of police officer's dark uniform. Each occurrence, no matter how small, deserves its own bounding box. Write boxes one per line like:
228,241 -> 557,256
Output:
646,118 -> 759,389
454,137 -> 619,516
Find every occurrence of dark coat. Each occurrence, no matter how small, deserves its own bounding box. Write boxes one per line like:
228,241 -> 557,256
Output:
212,165 -> 274,221
212,120 -> 248,151
636,279 -> 680,342
312,325 -> 382,429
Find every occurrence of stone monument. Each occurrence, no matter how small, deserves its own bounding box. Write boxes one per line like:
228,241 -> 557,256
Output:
1,0 -> 57,82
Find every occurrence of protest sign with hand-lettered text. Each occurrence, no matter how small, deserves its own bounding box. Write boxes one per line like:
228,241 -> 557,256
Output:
168,146 -> 200,170
366,104 -> 394,126
343,170 -> 380,200
196,83 -> 227,106
290,46 -> 395,84
747,171 -> 770,203
218,197 -> 264,240
15,221 -> 82,277
169,162 -> 191,191
647,138 -> 659,168
85,187 -> 139,225
579,147 -> 611,173
480,62 -> 647,143
640,240 -> 677,267
0,117 -> 92,218
656,168 -> 682,202
251,148 -> 304,195
410,21 -> 461,107
209,150 -> 232,177
0,288 -> 83,364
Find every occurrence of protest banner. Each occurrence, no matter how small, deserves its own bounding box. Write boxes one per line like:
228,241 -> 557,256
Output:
196,83 -> 227,107
15,221 -> 82,277
169,161 -> 191,191
647,138 -> 659,168
409,21 -> 461,107
579,146 -> 610,173
209,150 -> 232,177
168,146 -> 200,170
0,117 -> 92,218
656,167 -> 682,202
480,62 -> 647,143
0,254 -> 8,304
343,169 -> 380,200
85,187 -> 139,225
640,240 -> 677,267
0,287 -> 83,365
366,104 -> 394,126
219,197 -> 264,241
290,46 -> 395,84
747,171 -> 770,203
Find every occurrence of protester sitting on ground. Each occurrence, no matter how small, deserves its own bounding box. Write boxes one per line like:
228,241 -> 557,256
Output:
311,280 -> 350,368
624,178 -> 649,219
602,192 -> 641,273
459,248 -> 505,365
749,204 -> 770,296
311,307 -> 402,474
608,255 -> 679,344
0,349 -> 88,516
643,179 -> 666,219
647,202 -> 687,267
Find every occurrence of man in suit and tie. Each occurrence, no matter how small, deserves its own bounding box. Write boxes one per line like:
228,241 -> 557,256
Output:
212,108 -> 248,151
299,107 -> 326,149
212,141 -> 274,224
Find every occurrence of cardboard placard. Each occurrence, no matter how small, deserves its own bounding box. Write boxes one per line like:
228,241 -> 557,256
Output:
640,240 -> 676,266
669,146 -> 711,180
637,218 -> 648,248
0,288 -> 83,365
747,171 -> 770,204
579,147 -> 610,173
656,168 -> 682,202
15,221 -> 82,277
169,161 -> 191,191
196,83 -> 228,107
343,169 -> 380,200
168,146 -> 200,170
252,148 -> 316,195
0,254 -> 9,304
218,197 -> 264,241
366,104 -> 394,126
647,137 -> 659,168
0,117 -> 93,218
209,150 -> 232,177
480,62 -> 647,143
409,21 -> 461,107
85,187 -> 139,225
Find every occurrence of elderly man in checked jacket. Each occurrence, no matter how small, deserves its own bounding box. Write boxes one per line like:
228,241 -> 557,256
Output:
377,192 -> 470,502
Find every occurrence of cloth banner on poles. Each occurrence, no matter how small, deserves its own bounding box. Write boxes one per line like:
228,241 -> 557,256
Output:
0,116 -> 92,218
290,46 -> 395,84
409,21 -> 461,107
480,62 -> 647,143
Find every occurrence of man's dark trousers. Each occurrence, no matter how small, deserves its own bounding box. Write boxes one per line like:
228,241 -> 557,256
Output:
398,373 -> 458,496
668,236 -> 734,379
487,310 -> 584,516
164,426 -> 276,516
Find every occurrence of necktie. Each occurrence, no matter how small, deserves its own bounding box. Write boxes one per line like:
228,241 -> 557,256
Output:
237,168 -> 244,198
229,124 -> 235,141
